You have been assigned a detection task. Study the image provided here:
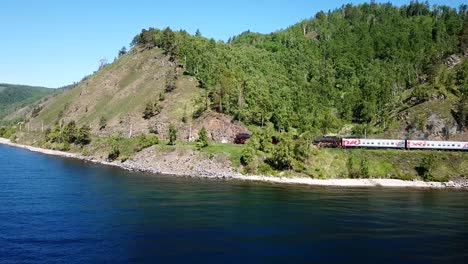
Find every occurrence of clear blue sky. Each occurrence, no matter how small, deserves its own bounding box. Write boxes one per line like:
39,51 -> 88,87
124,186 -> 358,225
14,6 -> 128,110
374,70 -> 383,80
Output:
0,0 -> 465,88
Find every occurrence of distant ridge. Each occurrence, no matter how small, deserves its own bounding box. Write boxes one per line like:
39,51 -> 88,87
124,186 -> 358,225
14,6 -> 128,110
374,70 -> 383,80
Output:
0,83 -> 55,123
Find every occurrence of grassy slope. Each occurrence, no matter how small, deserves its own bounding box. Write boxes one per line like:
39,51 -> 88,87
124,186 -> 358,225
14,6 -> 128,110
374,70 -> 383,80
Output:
31,48 -> 202,135
0,84 -> 55,120
304,148 -> 467,181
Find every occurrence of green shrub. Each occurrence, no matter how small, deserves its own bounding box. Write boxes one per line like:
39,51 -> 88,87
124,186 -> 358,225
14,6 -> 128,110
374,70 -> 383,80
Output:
108,147 -> 120,161
411,86 -> 430,104
0,127 -> 16,139
257,163 -> 277,176
53,142 -> 70,151
143,101 -> 162,119
136,134 -> 159,151
99,116 -> 107,130
76,125 -> 92,146
347,156 -> 359,178
31,106 -> 43,118
192,106 -> 205,119
168,124 -> 177,145
45,121 -> 91,146
293,137 -> 310,162
416,155 -> 436,181
81,148 -> 90,157
359,157 -> 370,178
196,127 -> 209,149
120,155 -> 131,162
240,145 -> 256,166
107,135 -> 122,161
269,134 -> 294,170
159,92 -> 166,101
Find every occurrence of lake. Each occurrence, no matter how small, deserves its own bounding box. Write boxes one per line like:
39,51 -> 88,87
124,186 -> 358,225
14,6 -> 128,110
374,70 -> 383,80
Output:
0,144 -> 467,263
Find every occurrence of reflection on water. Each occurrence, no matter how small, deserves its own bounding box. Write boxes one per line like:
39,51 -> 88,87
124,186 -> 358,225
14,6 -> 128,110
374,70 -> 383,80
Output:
0,145 -> 467,263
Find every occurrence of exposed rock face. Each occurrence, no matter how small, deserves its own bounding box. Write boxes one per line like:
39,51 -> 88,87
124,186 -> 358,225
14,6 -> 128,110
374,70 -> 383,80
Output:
123,145 -> 240,178
195,112 -> 250,143
425,114 -> 458,139
405,114 -> 458,140
445,54 -> 461,69
146,111 -> 249,143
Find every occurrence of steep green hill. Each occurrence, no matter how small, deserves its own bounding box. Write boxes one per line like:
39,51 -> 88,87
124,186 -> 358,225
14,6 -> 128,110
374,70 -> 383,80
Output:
28,48 -> 248,142
0,84 -> 55,121
129,2 -> 467,137
7,1 -> 468,180
25,2 -> 468,141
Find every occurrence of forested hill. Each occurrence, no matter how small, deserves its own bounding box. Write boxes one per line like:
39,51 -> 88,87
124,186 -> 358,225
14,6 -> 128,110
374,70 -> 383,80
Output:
24,2 -> 468,141
0,84 -> 55,121
131,1 -> 467,136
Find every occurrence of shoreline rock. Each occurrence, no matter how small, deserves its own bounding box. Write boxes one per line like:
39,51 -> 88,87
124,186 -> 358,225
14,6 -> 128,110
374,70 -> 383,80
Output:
0,138 -> 466,189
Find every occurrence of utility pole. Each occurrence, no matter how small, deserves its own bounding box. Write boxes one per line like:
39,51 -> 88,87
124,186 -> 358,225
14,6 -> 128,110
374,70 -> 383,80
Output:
129,123 -> 133,138
41,122 -> 44,133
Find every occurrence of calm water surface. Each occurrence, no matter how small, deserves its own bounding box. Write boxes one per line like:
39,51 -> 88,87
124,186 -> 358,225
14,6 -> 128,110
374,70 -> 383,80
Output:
0,145 -> 467,263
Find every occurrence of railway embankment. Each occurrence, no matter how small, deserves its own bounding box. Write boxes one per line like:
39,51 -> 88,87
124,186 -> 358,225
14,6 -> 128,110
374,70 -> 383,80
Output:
1,137 -> 467,189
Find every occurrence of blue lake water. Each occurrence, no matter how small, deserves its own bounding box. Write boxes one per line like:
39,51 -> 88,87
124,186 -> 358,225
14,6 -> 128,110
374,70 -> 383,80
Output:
0,144 -> 467,263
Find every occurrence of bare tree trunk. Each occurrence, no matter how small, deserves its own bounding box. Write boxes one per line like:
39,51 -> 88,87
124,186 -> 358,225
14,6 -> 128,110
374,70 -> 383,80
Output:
189,124 -> 192,142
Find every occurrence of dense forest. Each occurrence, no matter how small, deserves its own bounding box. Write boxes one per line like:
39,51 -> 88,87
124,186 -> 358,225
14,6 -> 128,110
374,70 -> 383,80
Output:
0,84 -> 55,121
131,1 -> 468,134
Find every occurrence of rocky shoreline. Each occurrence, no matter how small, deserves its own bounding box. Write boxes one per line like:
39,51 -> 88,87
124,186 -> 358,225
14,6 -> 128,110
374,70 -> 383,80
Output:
1,137 -> 467,189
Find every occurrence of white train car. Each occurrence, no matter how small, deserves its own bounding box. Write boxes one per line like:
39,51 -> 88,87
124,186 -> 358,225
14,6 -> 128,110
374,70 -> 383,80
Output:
342,138 -> 406,149
406,140 -> 468,151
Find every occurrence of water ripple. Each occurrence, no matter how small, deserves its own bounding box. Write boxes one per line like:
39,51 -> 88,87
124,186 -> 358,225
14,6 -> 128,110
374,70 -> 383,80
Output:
1,145 -> 467,263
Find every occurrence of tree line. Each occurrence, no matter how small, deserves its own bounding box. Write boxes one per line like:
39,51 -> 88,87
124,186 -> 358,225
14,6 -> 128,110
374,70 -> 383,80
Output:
130,2 -> 467,135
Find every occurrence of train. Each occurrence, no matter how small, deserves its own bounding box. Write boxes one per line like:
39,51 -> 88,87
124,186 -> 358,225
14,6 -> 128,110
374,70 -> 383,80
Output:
234,133 -> 252,144
313,136 -> 468,151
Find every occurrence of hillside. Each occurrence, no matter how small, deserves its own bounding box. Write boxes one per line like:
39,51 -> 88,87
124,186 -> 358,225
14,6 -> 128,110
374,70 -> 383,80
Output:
129,2 -> 468,139
29,47 -> 248,142
23,2 -> 468,142
0,84 -> 55,123
4,1 -> 468,181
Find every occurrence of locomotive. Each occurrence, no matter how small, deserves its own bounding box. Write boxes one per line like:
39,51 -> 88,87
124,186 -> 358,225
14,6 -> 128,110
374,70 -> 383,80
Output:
234,133 -> 252,144
313,137 -> 468,151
